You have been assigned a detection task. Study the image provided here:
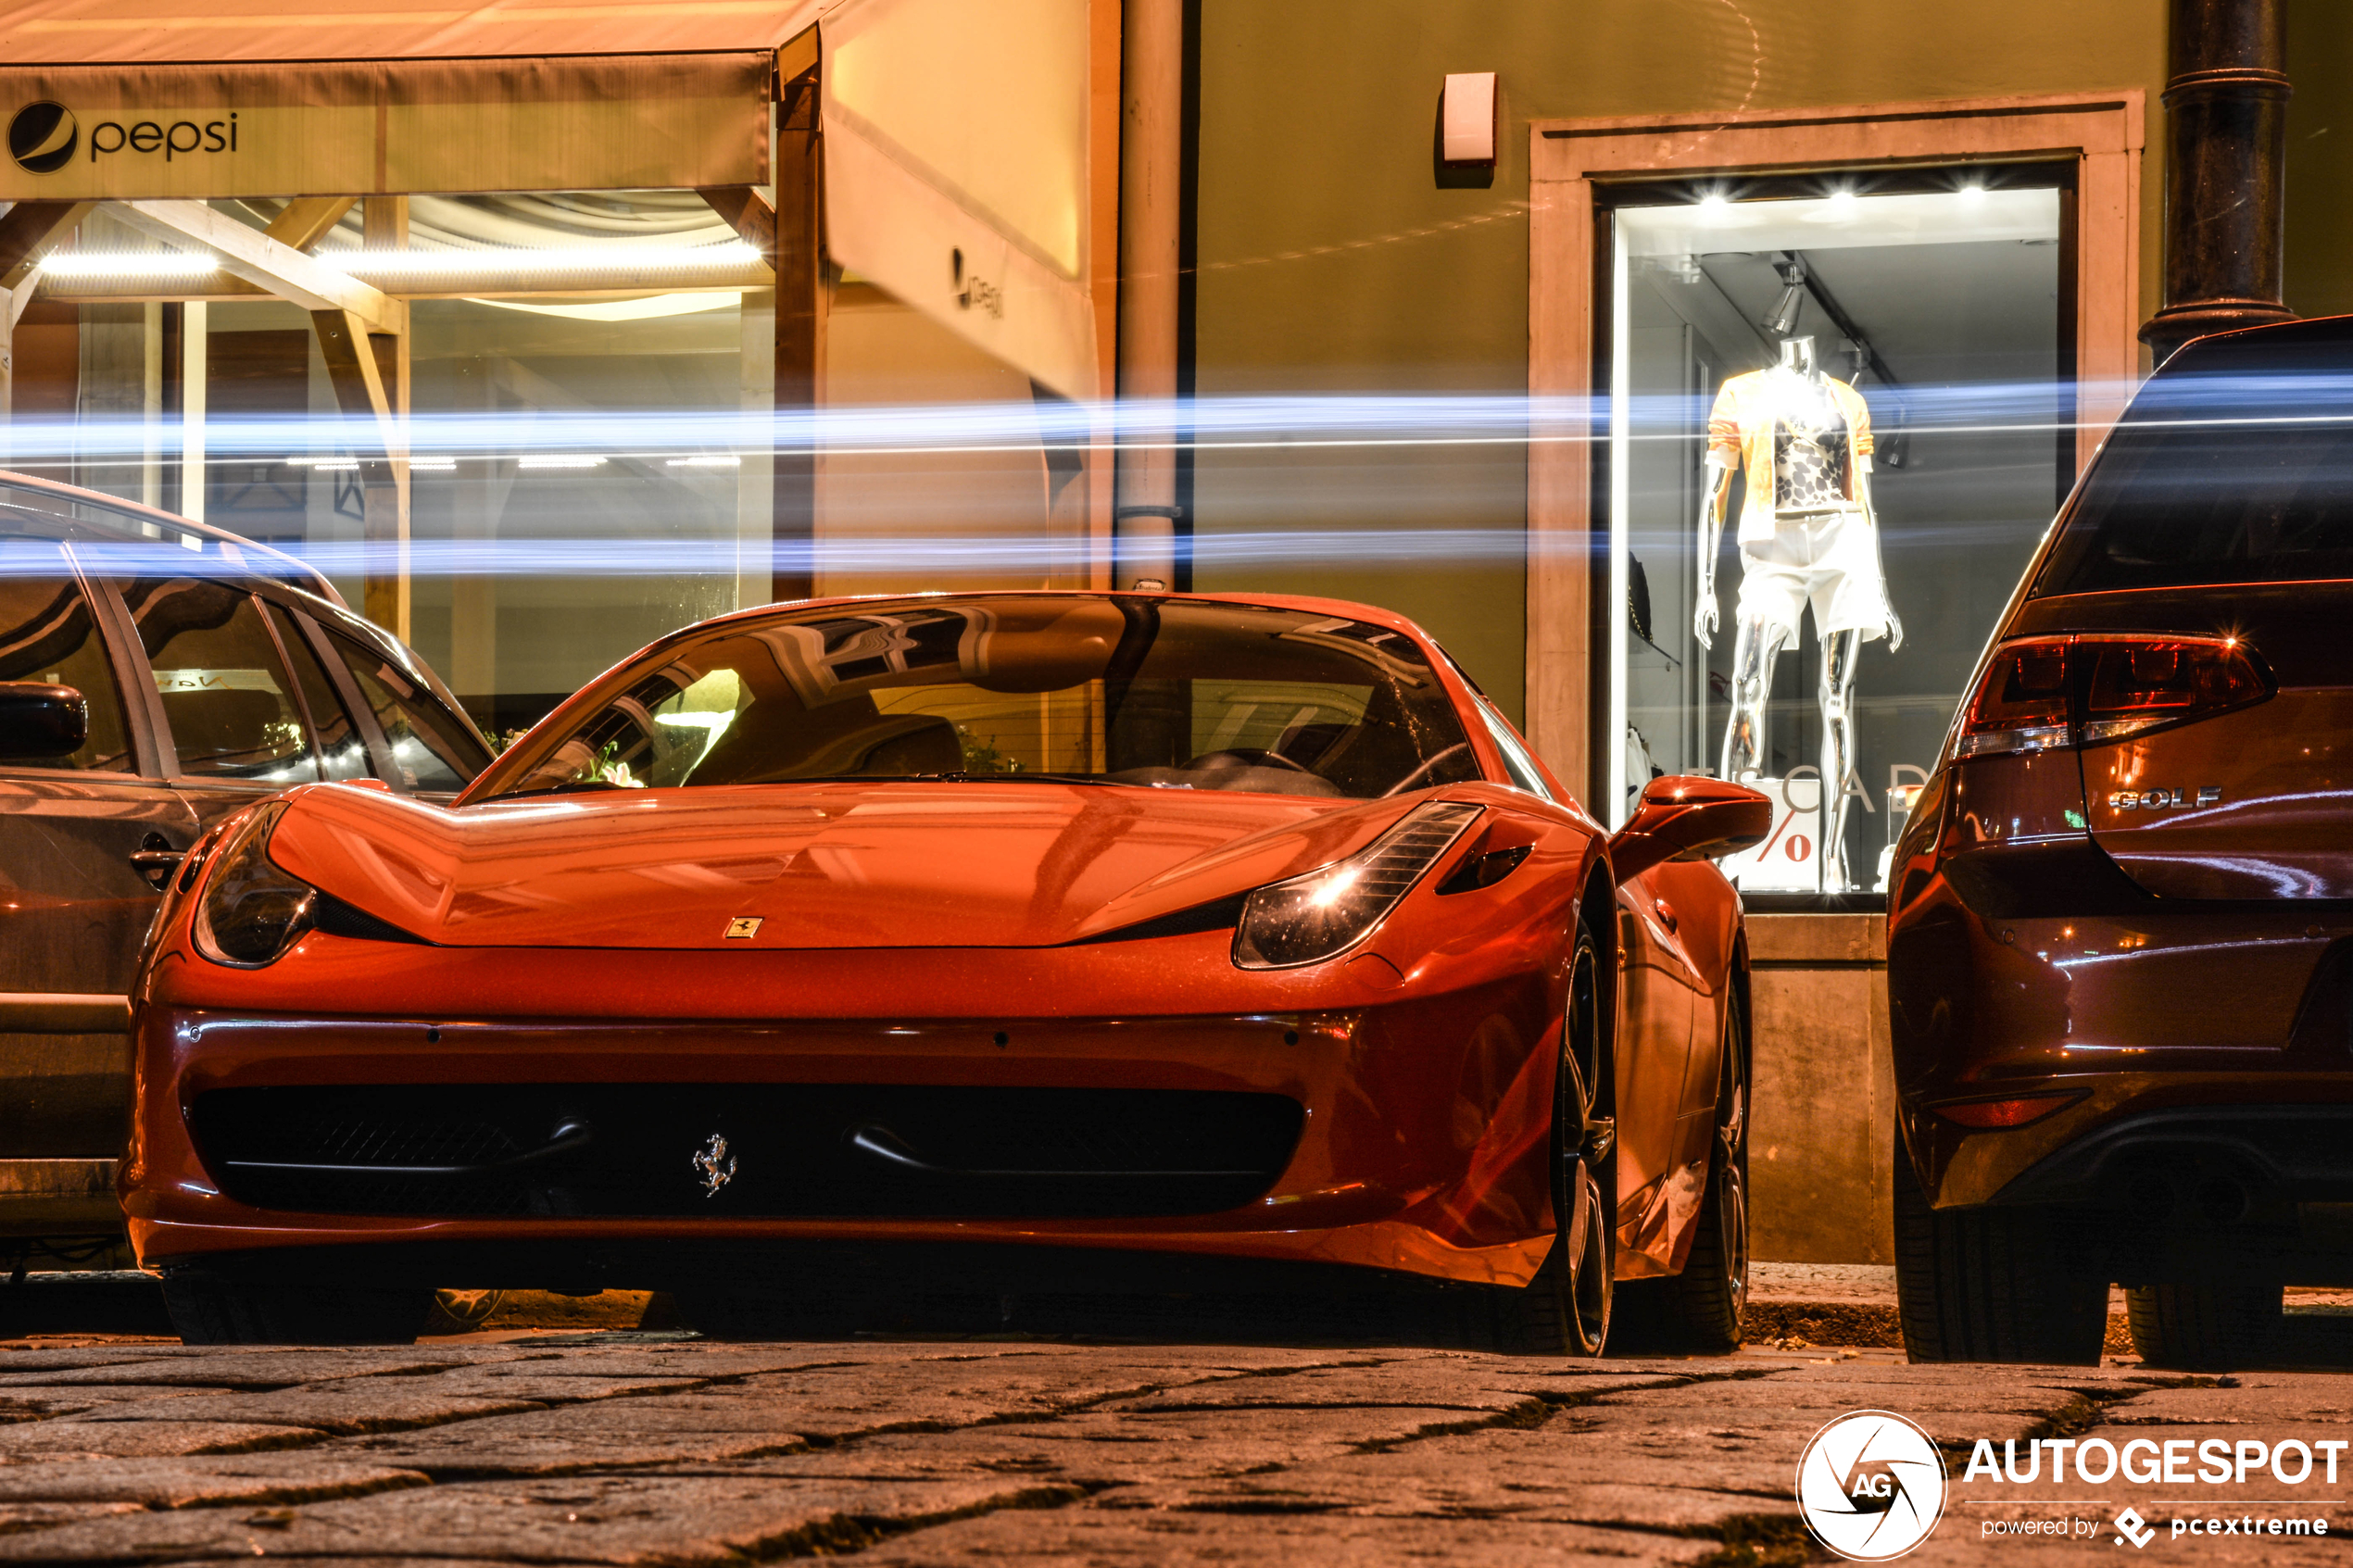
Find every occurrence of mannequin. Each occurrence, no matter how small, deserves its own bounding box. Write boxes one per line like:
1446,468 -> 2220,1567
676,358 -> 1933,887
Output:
1693,332 -> 1902,892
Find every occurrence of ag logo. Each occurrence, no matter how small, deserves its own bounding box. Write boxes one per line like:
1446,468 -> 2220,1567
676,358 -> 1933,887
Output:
8,102 -> 77,174
1795,1410 -> 1947,1561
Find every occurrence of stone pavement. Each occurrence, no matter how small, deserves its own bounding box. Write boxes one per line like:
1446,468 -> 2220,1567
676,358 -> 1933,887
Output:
0,1333 -> 2339,1565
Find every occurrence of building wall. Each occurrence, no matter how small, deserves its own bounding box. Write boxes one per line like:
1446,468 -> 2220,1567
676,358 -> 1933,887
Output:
2286,1 -> 2353,320
1192,0 -> 2187,727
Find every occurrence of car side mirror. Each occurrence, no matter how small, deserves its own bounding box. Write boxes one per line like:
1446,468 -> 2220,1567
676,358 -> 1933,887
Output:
1608,775 -> 1772,884
0,683 -> 87,762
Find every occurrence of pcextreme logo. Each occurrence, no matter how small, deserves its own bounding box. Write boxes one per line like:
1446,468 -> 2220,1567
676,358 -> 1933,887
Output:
1796,1410 -> 1950,1561
7,99 -> 242,174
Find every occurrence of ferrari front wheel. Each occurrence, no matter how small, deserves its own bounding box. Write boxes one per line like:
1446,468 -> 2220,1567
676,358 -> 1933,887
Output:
1466,917 -> 1613,1357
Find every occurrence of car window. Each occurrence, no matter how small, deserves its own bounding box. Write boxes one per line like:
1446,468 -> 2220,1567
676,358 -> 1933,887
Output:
1480,703 -> 1554,800
120,576 -> 318,784
263,604 -> 370,783
0,540 -> 134,772
324,630 -> 487,791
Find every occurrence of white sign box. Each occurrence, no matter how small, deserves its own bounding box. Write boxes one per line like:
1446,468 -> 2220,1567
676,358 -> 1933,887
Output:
1718,775 -> 1822,893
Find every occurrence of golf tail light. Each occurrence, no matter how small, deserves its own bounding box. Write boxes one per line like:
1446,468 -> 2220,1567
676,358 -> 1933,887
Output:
1232,800 -> 1483,970
2077,636 -> 2268,744
1952,637 -> 2071,759
195,802 -> 320,968
1949,634 -> 2270,761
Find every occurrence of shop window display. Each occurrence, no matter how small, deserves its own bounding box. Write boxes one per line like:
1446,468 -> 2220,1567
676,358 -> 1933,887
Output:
1604,172 -> 2069,899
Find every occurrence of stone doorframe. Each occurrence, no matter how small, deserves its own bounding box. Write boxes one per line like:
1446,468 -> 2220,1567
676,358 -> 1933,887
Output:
1522,93 -> 2145,800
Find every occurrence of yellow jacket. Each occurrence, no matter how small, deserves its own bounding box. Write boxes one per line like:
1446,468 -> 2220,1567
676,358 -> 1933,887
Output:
1706,370 -> 1874,545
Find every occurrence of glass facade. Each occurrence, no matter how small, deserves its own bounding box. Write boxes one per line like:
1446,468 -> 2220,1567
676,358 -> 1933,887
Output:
19,188 -> 1083,740
1604,171 -> 2070,897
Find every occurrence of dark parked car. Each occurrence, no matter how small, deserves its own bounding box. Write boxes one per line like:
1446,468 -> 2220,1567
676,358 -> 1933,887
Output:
1888,314 -> 2353,1369
0,470 -> 491,1263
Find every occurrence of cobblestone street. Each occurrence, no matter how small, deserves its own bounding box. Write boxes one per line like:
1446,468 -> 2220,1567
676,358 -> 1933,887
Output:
0,1325 -> 2340,1565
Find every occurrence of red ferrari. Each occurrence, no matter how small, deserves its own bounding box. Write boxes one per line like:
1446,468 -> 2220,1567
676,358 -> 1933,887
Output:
122,592 -> 1766,1351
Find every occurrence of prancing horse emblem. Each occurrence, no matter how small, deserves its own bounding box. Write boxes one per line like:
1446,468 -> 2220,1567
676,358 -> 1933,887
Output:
693,1133 -> 737,1197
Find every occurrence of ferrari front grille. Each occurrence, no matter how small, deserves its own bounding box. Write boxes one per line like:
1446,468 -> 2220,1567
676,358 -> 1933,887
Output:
189,1084 -> 1306,1221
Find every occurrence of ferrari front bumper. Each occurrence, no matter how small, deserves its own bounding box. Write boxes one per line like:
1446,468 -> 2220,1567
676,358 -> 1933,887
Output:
125,942 -> 1565,1289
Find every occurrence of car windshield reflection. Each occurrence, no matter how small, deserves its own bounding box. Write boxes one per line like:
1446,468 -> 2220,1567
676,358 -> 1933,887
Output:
475,596 -> 1483,802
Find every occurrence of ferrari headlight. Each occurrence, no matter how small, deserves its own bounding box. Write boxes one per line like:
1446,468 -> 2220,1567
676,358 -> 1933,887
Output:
1232,800 -> 1483,970
195,803 -> 319,968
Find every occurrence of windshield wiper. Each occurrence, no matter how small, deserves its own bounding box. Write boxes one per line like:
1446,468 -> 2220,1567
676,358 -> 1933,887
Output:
741,771 -> 1114,786
482,779 -> 634,801
921,771 -> 1112,785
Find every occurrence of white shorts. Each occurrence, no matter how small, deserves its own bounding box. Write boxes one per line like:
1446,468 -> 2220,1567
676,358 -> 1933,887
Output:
1735,508 -> 1891,643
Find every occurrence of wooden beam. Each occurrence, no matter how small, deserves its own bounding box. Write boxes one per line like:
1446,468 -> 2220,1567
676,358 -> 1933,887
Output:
312,307 -> 409,637
359,197 -> 411,641
263,196 -> 358,253
772,69 -> 824,605
0,200 -> 91,291
114,200 -> 402,336
0,201 -> 92,415
697,185 -> 777,259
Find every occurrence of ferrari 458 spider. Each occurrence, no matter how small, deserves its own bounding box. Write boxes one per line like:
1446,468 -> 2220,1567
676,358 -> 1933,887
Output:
123,592 -> 1767,1350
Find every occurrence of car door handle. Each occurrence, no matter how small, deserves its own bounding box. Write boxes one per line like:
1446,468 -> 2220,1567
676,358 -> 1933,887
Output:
131,833 -> 186,890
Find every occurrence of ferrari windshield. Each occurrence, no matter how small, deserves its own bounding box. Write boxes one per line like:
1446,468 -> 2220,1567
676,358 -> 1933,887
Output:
475,596 -> 1482,802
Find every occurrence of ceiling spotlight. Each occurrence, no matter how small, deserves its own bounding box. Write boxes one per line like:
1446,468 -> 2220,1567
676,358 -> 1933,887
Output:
1761,260 -> 1808,339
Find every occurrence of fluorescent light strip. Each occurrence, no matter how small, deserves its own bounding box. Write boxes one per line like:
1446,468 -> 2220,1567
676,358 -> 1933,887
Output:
41,252 -> 219,279
666,456 -> 742,468
328,243 -> 764,280
515,456 -> 605,470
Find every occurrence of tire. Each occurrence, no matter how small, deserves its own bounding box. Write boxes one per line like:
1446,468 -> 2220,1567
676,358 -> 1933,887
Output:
424,1288 -> 506,1334
1464,918 -> 1613,1356
2126,1282 -> 2284,1371
161,1269 -> 430,1346
670,1289 -> 864,1341
1893,1140 -> 2107,1364
1637,986 -> 1749,1352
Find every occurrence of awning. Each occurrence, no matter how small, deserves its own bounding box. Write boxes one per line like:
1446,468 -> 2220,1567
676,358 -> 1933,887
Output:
0,0 -> 1100,397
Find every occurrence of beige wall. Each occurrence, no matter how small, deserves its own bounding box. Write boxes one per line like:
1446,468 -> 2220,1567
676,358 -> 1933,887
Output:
1193,1 -> 2183,726
818,285 -> 1086,598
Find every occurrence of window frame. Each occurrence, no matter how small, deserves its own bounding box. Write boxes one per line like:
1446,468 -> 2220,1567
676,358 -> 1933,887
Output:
0,536 -> 157,781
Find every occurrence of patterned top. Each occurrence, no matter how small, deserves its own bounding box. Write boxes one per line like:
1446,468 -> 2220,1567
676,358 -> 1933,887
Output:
1706,369 -> 1875,544
1770,371 -> 1849,514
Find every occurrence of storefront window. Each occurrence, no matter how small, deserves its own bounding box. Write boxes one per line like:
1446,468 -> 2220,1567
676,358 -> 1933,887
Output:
1604,170 -> 2069,899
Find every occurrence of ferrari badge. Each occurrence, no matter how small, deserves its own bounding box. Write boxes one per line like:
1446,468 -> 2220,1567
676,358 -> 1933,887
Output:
693,1133 -> 737,1197
724,917 -> 763,939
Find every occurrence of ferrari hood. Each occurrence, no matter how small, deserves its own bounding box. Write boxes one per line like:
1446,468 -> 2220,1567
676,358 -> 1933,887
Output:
263,781 -> 1432,949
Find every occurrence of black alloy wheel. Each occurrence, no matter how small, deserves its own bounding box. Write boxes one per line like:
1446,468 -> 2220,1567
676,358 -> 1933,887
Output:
1466,916 -> 1614,1356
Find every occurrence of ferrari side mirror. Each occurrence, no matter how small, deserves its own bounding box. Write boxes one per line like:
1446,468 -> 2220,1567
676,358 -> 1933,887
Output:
0,683 -> 88,761
1608,775 -> 1771,884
